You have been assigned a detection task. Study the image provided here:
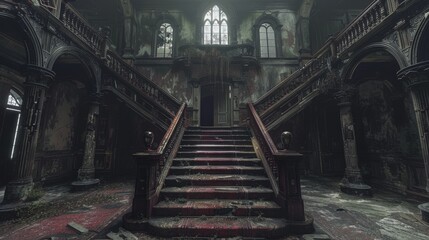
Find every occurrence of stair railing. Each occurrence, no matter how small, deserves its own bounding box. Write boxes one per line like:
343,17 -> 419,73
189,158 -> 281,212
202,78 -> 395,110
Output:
130,103 -> 187,219
248,103 -> 306,222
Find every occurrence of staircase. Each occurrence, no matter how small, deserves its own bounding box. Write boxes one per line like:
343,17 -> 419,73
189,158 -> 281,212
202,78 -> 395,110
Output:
148,126 -> 287,238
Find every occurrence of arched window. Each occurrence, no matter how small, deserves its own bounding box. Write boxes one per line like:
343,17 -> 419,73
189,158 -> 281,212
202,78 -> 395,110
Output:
259,23 -> 276,58
5,89 -> 22,159
156,23 -> 174,58
203,5 -> 228,45
254,15 -> 282,58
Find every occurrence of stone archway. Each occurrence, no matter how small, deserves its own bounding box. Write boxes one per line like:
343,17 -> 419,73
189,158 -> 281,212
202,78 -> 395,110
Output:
340,48 -> 421,194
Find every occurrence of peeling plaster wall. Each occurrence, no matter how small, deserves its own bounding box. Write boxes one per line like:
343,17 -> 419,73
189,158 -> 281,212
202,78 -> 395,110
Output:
354,80 -> 422,193
35,81 -> 88,182
137,65 -> 191,104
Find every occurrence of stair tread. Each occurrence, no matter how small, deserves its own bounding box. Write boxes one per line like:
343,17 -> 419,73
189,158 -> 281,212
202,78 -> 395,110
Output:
167,174 -> 268,181
175,157 -> 260,161
154,199 -> 281,209
161,186 -> 273,193
177,150 -> 256,154
170,166 -> 264,170
180,144 -> 254,147
149,216 -> 286,237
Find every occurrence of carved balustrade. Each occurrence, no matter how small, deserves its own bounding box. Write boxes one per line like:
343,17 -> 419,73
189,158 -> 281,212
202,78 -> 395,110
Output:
254,0 -> 405,128
60,3 -> 104,55
104,50 -> 181,119
248,103 -> 306,222
130,103 -> 187,219
254,41 -> 332,127
335,0 -> 388,56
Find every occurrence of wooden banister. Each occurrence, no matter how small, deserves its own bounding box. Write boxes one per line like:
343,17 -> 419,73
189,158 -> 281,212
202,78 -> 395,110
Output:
131,103 -> 187,218
248,103 -> 305,221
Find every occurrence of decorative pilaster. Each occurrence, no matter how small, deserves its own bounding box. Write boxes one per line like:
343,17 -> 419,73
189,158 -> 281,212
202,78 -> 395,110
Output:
398,60 -> 429,223
2,65 -> 54,204
72,95 -> 100,190
335,89 -> 372,196
398,61 -> 429,194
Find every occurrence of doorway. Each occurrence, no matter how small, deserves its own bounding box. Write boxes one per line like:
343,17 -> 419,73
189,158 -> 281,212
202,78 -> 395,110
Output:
200,84 -> 231,126
0,89 -> 22,186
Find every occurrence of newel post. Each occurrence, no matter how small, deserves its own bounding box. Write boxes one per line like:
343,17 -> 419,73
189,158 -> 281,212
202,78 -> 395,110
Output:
131,131 -> 159,219
276,131 -> 305,221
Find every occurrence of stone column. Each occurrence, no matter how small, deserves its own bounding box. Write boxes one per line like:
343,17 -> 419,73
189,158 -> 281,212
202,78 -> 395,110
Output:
123,17 -> 135,60
72,96 -> 100,190
398,61 -> 429,193
2,65 -> 54,203
398,61 -> 429,223
335,89 -> 372,196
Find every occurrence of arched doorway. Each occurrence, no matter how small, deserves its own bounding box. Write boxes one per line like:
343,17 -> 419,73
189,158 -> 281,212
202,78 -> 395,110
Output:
200,83 -> 231,126
0,89 -> 22,186
36,53 -> 94,183
348,50 -> 421,193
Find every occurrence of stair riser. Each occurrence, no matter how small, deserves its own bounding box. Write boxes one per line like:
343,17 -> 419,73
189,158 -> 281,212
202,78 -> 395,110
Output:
148,225 -> 285,238
176,152 -> 257,158
182,135 -> 250,140
161,191 -> 273,200
169,168 -> 265,175
187,127 -> 247,131
153,207 -> 283,217
181,140 -> 252,145
165,179 -> 270,187
173,159 -> 261,166
180,146 -> 254,151
185,131 -> 249,136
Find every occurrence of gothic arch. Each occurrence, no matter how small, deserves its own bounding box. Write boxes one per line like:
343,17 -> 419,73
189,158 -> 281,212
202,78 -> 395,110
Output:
0,9 -> 43,67
342,42 -> 409,82
411,14 -> 429,64
46,47 -> 101,94
253,14 -> 283,58
198,2 -> 237,45
152,14 -> 179,57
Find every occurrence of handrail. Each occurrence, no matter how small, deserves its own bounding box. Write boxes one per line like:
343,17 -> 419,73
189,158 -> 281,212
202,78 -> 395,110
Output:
248,103 -> 280,196
335,0 -> 388,56
247,103 -> 305,221
131,103 -> 187,218
254,0 -> 400,121
104,50 -> 181,116
60,3 -> 104,55
32,2 -> 182,118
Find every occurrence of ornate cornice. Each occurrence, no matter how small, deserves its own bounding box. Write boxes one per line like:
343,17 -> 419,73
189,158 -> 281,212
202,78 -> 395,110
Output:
397,60 -> 429,88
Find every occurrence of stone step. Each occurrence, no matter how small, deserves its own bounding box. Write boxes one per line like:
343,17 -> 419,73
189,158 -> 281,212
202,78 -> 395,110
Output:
185,129 -> 249,136
173,157 -> 261,166
181,139 -> 252,145
182,134 -> 251,140
165,174 -> 270,187
179,144 -> 254,151
169,166 -> 265,175
153,199 -> 282,217
148,216 -> 286,238
187,126 -> 247,131
176,151 -> 257,158
160,186 -> 274,200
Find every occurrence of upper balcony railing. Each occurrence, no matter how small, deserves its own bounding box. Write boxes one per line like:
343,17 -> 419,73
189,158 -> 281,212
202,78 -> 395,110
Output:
335,0 -> 388,56
104,50 -> 181,117
28,1 -> 183,118
254,0 -> 411,123
60,2 -> 105,56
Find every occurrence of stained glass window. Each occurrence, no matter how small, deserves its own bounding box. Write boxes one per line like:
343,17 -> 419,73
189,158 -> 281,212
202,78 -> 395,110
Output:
259,23 -> 276,58
156,23 -> 174,58
203,5 -> 228,45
